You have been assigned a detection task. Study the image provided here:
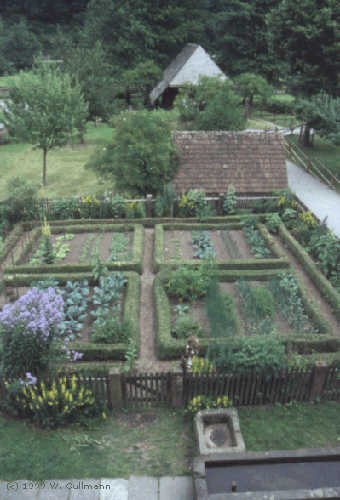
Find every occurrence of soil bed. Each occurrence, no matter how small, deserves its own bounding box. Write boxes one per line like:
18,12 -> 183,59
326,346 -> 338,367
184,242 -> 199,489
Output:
24,231 -> 133,265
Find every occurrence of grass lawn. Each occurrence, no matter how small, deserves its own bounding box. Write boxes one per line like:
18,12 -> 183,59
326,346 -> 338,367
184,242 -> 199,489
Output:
1,402 -> 340,480
0,123 -> 114,200
0,408 -> 194,480
286,134 -> 340,180
252,110 -> 299,129
239,401 -> 340,451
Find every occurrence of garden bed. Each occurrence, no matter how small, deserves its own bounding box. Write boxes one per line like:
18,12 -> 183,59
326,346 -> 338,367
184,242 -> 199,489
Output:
1,271 -> 141,362
154,223 -> 289,272
3,223 -> 144,275
155,269 -> 334,361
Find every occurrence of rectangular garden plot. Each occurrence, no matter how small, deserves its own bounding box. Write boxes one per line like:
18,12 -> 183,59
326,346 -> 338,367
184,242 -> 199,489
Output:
154,269 -> 335,361
154,223 -> 289,272
3,223 -> 144,276
1,271 -> 141,362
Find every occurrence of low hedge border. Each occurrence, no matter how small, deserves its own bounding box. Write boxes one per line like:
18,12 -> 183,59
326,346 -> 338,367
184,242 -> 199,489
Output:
281,334 -> 340,354
4,224 -> 144,275
50,223 -> 135,234
24,214 -> 265,229
278,224 -> 340,320
11,227 -> 41,265
153,223 -> 290,273
155,269 -> 334,360
66,271 -> 141,362
0,223 -> 25,264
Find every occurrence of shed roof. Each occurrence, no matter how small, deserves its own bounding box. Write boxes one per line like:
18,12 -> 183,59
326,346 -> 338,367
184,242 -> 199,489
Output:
171,131 -> 288,195
150,44 -> 226,105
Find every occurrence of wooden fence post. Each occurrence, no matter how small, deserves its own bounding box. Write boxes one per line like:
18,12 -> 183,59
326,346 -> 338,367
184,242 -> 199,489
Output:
146,194 -> 153,217
170,371 -> 184,408
218,193 -> 224,215
309,362 -> 329,401
108,368 -> 123,409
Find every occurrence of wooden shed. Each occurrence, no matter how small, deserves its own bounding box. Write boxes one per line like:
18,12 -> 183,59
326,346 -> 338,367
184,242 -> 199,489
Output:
150,44 -> 226,108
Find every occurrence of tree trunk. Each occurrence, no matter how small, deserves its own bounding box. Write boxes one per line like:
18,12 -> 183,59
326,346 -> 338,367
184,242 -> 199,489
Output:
299,124 -> 312,147
43,148 -> 47,186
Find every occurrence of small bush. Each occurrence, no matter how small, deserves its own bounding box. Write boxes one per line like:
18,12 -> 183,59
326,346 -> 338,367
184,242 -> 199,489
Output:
186,394 -> 232,415
208,335 -> 287,374
165,264 -> 212,302
265,213 -> 282,234
171,313 -> 204,340
91,317 -> 132,344
177,189 -> 207,218
3,374 -> 105,429
223,184 -> 237,214
0,287 -> 64,378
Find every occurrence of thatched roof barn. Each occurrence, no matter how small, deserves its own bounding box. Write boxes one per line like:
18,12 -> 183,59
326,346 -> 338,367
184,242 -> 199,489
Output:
171,131 -> 288,195
150,44 -> 226,108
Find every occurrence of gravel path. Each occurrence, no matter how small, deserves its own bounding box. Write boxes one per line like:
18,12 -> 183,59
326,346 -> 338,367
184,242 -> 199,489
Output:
287,160 -> 340,238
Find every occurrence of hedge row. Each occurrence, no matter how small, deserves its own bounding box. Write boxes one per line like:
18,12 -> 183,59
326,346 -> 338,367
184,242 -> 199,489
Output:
10,227 -> 41,265
153,223 -> 290,273
50,223 -> 135,234
278,224 -> 340,321
154,269 -> 334,360
4,224 -> 145,275
281,333 -> 340,354
0,223 -> 25,264
27,214 -> 263,228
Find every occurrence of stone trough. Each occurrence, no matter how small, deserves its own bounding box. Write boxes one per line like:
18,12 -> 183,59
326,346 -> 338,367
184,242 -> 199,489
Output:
194,408 -> 246,455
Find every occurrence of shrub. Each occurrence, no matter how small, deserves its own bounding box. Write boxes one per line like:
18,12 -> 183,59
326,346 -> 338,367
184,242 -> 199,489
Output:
177,189 -> 207,218
111,193 -> 126,218
0,287 -> 64,378
223,184 -> 237,214
91,317 -> 132,344
264,94 -> 295,114
154,183 -> 176,217
171,313 -> 204,340
165,264 -> 212,302
208,334 -> 287,374
3,374 -> 105,429
265,213 -> 282,234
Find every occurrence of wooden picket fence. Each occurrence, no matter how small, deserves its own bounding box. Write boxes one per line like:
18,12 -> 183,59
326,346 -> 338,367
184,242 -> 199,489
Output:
1,366 -> 339,410
182,368 -> 314,406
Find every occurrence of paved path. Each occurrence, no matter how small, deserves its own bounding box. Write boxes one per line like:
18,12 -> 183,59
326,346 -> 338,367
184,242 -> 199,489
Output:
286,160 -> 340,238
0,476 -> 194,500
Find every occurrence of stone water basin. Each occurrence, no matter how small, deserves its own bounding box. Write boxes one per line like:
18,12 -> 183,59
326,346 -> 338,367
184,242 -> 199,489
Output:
194,408 -> 246,455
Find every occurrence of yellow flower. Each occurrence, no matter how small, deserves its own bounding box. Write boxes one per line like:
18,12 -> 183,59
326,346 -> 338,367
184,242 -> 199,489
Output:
102,412 -> 107,419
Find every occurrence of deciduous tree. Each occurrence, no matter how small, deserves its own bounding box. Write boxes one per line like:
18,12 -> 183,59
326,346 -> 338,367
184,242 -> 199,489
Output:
5,63 -> 88,186
85,110 -> 179,195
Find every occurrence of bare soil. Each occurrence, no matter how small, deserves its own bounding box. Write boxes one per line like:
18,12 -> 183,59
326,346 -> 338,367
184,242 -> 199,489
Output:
24,231 -> 132,265
219,281 -> 315,335
164,229 -> 254,261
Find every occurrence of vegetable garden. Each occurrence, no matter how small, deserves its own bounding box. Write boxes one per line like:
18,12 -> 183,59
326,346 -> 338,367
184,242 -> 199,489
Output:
1,207 -> 339,374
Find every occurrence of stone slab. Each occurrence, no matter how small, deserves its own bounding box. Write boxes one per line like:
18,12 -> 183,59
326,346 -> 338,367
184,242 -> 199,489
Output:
99,479 -> 128,500
66,479 -> 101,500
160,476 -> 194,500
128,475 -> 158,500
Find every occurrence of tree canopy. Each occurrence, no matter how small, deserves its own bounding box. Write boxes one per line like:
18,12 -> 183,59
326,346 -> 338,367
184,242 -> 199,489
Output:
85,110 -> 179,195
5,62 -> 88,186
175,76 -> 246,131
267,0 -> 340,97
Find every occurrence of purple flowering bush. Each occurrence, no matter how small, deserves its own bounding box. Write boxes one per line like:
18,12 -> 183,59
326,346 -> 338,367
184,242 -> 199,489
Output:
0,287 -> 64,378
